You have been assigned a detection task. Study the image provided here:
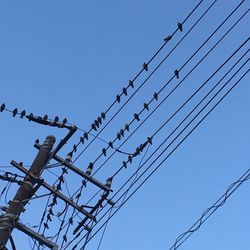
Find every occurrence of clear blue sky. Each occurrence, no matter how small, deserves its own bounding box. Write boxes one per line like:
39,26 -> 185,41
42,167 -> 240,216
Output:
0,1 -> 249,250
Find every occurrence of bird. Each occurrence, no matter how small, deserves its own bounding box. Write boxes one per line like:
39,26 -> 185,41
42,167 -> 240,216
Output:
178,22 -> 183,32
125,124 -> 130,131
20,110 -> 26,118
101,112 -> 106,120
0,103 -> 5,112
129,80 -> 134,88
122,87 -> 128,96
84,132 -> 88,140
144,103 -> 149,111
116,94 -> 121,103
143,62 -> 148,71
12,108 -> 18,117
54,116 -> 59,122
164,35 -> 172,42
86,162 -> 94,175
153,92 -> 159,101
102,148 -> 107,156
134,113 -> 140,121
117,132 -> 121,140
174,69 -> 180,79
97,116 -> 102,124
120,128 -> 124,137
91,123 -> 97,131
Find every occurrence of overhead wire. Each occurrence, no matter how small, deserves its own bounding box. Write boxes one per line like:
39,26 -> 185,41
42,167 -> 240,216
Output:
170,166 -> 250,250
70,0 -> 206,163
61,14 -> 249,249
68,40 -> 249,249
78,58 -> 250,250
7,0 -> 246,248
35,2 -> 219,246
74,0 -> 246,178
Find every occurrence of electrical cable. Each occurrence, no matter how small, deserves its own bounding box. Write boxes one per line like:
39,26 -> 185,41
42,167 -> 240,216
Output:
72,52 -> 249,250
70,0 -> 207,163
61,30 -> 249,250
170,166 -> 250,249
74,0 -> 247,177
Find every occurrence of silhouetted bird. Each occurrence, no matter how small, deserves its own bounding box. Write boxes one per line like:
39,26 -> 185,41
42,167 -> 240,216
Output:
143,62 -> 148,71
12,108 -> 18,117
134,113 -> 140,121
178,22 -> 183,32
20,110 -> 26,118
164,35 -> 172,42
0,103 -> 5,112
174,69 -> 180,79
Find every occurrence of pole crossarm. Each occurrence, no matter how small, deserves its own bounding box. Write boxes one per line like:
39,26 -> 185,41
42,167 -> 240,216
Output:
34,142 -> 111,192
10,161 -> 96,221
16,222 -> 58,250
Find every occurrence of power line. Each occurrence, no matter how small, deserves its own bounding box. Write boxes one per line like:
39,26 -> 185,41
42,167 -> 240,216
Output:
70,0 -> 206,163
73,50 -> 249,250
91,4 -> 249,178
61,27 -> 249,250
170,166 -> 250,249
75,0 -> 246,180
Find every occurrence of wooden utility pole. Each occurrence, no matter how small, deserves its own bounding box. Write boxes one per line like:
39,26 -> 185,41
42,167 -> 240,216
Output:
0,135 -> 56,249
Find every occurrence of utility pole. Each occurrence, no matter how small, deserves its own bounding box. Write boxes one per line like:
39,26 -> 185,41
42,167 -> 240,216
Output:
0,135 -> 56,249
0,122 -> 113,249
